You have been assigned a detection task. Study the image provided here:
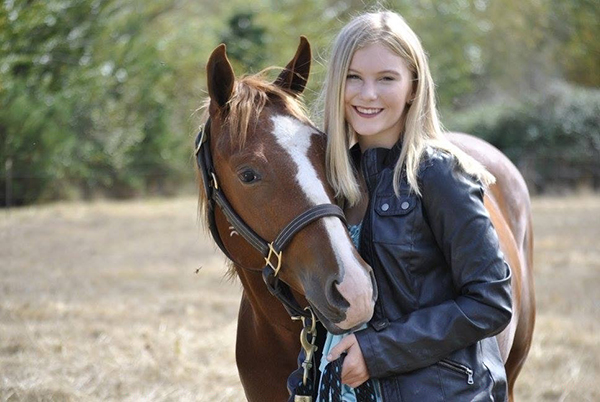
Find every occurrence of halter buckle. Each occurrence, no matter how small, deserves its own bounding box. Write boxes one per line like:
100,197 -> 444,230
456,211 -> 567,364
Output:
265,243 -> 283,276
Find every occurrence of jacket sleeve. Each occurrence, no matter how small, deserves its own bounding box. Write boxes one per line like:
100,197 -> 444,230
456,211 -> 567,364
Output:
354,154 -> 513,378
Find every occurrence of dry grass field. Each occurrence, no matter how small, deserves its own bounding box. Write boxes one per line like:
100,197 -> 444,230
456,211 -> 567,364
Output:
1,195 -> 599,401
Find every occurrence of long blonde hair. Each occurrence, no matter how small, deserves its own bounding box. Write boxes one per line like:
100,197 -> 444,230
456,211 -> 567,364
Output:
323,11 -> 494,205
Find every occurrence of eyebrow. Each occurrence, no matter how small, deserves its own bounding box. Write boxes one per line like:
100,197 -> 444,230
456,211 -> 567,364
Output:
348,68 -> 402,76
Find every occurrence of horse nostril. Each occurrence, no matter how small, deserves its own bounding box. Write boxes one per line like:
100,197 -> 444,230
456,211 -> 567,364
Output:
327,279 -> 350,311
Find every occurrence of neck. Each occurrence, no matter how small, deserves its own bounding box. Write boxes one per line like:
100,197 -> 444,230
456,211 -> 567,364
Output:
234,265 -> 303,402
358,133 -> 400,151
236,266 -> 303,333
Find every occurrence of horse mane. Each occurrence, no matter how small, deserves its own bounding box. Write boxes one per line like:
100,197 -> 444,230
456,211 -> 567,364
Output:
196,73 -> 312,278
226,75 -> 311,149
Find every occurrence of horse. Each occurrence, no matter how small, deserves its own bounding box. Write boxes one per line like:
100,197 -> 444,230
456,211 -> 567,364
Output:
197,38 -> 377,402
196,38 -> 535,402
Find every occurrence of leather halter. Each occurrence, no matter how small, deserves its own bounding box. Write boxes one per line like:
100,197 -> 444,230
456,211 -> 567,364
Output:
194,118 -> 346,319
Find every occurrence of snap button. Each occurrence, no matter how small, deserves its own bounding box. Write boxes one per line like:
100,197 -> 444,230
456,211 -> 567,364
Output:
372,319 -> 389,331
381,203 -> 389,211
401,201 -> 410,210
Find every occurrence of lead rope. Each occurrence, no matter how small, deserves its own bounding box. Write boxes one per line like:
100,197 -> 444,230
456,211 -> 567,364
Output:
317,353 -> 377,402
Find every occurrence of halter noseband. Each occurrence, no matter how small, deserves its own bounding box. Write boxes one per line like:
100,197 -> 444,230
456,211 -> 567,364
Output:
194,118 -> 346,319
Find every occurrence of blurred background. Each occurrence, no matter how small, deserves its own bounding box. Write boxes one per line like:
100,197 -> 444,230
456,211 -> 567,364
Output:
1,0 -> 598,206
1,1 -> 599,401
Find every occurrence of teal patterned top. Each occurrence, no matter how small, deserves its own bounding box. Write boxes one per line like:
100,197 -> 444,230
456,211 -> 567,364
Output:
317,222 -> 382,401
348,222 -> 363,249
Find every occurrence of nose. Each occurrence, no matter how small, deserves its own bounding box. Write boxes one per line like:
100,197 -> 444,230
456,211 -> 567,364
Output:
335,264 -> 376,330
324,276 -> 350,312
359,80 -> 377,101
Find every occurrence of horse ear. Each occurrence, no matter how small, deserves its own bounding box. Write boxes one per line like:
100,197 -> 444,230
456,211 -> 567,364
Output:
274,36 -> 311,96
206,44 -> 235,111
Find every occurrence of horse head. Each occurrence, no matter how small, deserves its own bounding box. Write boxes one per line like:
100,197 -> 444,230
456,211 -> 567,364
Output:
199,38 -> 376,334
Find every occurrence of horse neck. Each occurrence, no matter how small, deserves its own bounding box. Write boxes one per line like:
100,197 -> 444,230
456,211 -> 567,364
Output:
235,265 -> 303,333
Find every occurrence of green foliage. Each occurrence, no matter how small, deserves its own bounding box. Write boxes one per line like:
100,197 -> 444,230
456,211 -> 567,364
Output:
447,83 -> 600,191
548,0 -> 600,87
1,0 -> 598,205
1,0 -> 112,203
0,0 -> 187,205
221,12 -> 267,72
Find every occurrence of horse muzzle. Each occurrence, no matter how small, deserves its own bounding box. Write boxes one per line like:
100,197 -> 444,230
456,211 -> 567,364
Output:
304,262 -> 377,335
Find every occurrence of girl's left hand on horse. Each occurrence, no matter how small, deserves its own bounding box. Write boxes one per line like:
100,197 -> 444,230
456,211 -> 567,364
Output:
327,334 -> 370,388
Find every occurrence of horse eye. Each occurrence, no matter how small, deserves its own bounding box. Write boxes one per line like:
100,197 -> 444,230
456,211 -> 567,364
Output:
238,169 -> 260,184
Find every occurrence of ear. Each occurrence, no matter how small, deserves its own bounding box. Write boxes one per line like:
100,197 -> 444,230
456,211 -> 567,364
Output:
274,36 -> 311,96
206,44 -> 235,110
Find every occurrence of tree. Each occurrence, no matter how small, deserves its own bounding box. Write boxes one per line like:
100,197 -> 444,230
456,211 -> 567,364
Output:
0,0 -> 185,204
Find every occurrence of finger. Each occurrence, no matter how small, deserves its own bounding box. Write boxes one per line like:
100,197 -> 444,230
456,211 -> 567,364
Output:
342,363 -> 363,383
341,347 -> 367,385
341,354 -> 361,382
327,336 -> 352,361
327,337 -> 351,361
342,366 -> 367,388
341,360 -> 355,382
333,334 -> 357,361
346,376 -> 368,389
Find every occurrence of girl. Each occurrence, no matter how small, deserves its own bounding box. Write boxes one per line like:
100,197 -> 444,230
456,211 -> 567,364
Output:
289,10 -> 512,402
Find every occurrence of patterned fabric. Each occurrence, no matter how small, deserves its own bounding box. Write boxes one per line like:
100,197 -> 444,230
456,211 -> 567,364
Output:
348,222 -> 363,249
318,353 -> 378,402
316,222 -> 382,401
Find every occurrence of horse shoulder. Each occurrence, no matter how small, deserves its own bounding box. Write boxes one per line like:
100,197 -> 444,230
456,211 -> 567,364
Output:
447,132 -> 531,248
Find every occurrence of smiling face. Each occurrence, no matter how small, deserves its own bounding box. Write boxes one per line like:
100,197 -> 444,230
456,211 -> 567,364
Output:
344,42 -> 414,150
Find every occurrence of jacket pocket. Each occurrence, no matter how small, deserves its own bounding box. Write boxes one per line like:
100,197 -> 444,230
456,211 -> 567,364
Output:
438,358 -> 474,385
391,364 -> 445,402
375,194 -> 416,216
372,193 -> 418,246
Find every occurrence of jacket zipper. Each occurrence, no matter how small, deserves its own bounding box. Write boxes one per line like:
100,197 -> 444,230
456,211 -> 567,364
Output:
438,359 -> 474,385
361,161 -> 390,402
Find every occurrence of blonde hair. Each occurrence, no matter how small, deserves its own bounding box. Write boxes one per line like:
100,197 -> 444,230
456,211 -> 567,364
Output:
323,11 -> 494,205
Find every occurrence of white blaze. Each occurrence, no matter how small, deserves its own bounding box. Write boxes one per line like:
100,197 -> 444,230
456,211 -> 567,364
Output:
270,115 -> 374,329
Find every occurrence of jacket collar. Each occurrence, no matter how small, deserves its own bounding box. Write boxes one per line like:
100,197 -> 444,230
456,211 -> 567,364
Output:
350,138 -> 404,177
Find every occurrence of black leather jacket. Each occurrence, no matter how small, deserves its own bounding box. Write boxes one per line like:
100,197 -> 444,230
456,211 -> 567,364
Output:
289,142 -> 512,402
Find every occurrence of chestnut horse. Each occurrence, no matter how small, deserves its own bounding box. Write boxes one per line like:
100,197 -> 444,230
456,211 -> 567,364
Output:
198,38 -> 376,402
196,38 -> 534,402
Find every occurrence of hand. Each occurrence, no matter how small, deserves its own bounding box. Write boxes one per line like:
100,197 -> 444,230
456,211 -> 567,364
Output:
326,334 -> 370,388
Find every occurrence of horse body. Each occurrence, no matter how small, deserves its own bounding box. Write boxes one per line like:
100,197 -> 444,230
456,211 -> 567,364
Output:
197,40 -> 534,402
450,133 -> 536,401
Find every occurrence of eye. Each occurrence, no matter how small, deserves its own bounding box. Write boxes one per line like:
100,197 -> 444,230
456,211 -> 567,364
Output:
346,74 -> 361,80
380,76 -> 395,81
238,169 -> 261,184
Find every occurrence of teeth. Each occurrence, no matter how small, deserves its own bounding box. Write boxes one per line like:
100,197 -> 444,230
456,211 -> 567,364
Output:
356,107 -> 382,115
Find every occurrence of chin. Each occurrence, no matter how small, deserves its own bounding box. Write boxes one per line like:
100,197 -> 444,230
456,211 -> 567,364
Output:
311,306 -> 367,335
